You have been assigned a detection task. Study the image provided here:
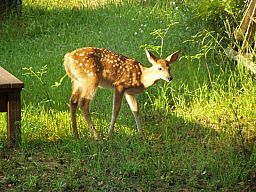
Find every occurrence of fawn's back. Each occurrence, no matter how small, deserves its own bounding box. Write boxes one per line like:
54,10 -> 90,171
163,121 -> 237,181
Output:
64,47 -> 143,90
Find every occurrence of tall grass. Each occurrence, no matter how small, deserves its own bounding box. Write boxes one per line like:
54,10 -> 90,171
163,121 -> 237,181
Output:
0,0 -> 255,191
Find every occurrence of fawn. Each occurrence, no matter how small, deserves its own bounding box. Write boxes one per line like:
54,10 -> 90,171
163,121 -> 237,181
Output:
64,47 -> 179,139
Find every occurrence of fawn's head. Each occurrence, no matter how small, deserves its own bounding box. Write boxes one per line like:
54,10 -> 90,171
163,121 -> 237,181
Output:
145,49 -> 179,82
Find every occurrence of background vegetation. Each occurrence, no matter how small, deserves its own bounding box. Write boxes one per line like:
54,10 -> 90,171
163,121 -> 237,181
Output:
0,0 -> 255,191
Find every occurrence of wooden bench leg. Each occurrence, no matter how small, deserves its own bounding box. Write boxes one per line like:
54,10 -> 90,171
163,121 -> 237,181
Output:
7,91 -> 21,148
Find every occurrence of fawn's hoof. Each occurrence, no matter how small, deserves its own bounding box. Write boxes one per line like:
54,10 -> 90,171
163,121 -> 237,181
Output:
93,132 -> 102,141
73,133 -> 79,139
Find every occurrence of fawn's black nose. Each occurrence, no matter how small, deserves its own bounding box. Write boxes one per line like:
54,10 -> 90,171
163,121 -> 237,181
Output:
168,76 -> 173,81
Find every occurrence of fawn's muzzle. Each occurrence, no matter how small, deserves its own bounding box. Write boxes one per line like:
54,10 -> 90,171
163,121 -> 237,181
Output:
168,76 -> 173,81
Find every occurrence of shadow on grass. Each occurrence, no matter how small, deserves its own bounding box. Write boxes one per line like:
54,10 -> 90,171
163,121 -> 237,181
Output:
1,108 -> 254,191
0,2 -> 255,191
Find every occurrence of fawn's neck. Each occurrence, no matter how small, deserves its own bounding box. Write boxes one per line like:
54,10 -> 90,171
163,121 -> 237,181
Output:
140,66 -> 159,89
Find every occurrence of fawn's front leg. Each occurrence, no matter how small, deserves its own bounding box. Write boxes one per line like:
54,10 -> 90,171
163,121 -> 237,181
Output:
108,86 -> 124,137
125,93 -> 144,138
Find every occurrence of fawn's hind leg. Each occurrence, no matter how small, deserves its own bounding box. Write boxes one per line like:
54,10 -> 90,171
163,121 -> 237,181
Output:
70,82 -> 80,138
108,86 -> 124,137
79,78 -> 100,140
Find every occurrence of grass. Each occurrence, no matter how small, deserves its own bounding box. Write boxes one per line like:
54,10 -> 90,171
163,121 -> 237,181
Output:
0,0 -> 256,191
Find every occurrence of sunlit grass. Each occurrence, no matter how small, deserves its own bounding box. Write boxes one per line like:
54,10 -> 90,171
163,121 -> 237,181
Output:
23,0 -> 123,9
0,0 -> 255,191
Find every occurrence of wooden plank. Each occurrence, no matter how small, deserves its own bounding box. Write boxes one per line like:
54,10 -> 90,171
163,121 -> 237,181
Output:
0,67 -> 24,88
234,0 -> 256,42
0,67 -> 24,89
234,0 -> 256,51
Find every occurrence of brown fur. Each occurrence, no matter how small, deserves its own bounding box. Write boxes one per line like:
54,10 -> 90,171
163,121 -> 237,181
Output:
64,47 -> 179,139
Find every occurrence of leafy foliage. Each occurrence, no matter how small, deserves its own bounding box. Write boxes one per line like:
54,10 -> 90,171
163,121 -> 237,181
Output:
0,0 -> 255,191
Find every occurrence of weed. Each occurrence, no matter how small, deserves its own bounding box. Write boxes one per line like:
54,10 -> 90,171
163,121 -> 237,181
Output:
0,0 -> 255,191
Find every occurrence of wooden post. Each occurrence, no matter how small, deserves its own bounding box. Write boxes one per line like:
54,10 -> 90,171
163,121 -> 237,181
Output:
226,0 -> 256,74
7,91 -> 22,147
234,0 -> 256,50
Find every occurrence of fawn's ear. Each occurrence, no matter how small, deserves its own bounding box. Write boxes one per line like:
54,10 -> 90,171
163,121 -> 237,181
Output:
145,49 -> 157,65
166,51 -> 179,65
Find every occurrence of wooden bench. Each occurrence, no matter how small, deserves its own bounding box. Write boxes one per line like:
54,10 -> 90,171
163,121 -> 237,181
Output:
0,67 -> 24,147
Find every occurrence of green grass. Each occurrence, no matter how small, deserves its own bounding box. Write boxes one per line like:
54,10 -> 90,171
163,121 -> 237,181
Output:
0,0 -> 255,191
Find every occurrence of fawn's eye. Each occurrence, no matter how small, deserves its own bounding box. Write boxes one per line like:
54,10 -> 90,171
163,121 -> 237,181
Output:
158,67 -> 162,71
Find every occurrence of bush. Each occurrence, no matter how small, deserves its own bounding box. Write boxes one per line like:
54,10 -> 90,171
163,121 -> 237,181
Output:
192,0 -> 246,31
